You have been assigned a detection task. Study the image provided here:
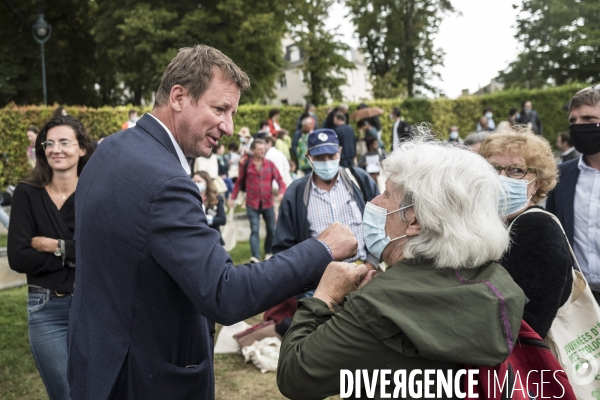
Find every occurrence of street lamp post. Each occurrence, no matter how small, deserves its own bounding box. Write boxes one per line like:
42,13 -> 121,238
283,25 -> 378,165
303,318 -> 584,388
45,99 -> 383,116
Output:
32,13 -> 52,105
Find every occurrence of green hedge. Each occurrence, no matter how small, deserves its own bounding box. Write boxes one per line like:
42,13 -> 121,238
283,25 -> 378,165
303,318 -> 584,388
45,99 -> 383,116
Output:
0,83 -> 585,186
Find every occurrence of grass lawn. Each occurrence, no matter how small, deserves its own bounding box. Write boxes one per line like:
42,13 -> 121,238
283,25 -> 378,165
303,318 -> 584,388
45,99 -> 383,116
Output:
0,239 -> 341,400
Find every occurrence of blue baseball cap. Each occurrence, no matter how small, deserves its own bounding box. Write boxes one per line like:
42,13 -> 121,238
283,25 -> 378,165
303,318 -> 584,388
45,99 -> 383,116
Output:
308,129 -> 340,156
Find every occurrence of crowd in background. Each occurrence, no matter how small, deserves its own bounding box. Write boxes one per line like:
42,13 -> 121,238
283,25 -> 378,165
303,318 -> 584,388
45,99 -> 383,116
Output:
3,82 -> 600,399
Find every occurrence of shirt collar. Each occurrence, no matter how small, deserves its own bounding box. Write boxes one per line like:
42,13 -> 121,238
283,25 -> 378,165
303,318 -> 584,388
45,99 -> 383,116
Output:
310,171 -> 341,192
561,147 -> 575,157
147,113 -> 191,175
578,154 -> 599,173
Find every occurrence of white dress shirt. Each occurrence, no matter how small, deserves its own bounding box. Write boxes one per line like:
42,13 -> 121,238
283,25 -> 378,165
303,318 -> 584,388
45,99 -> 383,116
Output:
148,114 -> 191,175
573,156 -> 600,291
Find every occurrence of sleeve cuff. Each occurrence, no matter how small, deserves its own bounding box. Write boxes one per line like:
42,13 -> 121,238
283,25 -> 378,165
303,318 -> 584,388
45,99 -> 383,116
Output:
316,239 -> 333,261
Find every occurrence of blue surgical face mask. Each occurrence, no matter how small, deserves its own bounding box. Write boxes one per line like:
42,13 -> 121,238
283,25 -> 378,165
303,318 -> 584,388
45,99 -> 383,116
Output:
449,131 -> 459,140
197,182 -> 206,194
310,157 -> 339,181
363,201 -> 414,260
485,112 -> 493,119
498,175 -> 536,215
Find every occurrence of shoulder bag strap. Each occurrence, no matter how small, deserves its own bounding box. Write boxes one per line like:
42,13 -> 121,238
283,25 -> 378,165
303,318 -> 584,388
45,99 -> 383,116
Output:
510,208 -> 583,274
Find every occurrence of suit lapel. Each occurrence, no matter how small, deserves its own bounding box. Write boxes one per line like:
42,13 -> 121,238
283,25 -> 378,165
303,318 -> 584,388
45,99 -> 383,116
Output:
135,114 -> 179,160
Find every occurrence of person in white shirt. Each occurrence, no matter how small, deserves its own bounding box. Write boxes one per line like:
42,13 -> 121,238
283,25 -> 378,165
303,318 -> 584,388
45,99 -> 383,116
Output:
547,84 -> 600,303
265,136 -> 292,188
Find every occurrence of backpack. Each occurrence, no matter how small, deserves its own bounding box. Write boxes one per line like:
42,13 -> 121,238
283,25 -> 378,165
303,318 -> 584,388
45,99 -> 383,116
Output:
465,320 -> 576,400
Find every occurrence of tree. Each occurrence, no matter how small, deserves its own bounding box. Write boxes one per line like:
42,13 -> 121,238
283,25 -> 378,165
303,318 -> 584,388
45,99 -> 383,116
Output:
498,0 -> 600,89
346,0 -> 455,97
289,0 -> 355,106
0,0 -> 100,107
92,0 -> 294,105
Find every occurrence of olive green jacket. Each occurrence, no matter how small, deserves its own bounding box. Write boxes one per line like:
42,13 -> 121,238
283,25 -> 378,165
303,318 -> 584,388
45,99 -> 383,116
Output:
277,259 -> 525,400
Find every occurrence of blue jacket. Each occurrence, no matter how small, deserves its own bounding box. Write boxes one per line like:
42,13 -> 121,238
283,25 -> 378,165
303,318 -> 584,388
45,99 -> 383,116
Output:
67,114 -> 332,400
334,124 -> 357,167
546,157 -> 580,245
273,167 -> 379,257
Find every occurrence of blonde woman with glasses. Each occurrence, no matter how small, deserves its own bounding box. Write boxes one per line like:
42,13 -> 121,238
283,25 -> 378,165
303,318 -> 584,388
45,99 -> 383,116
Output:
480,126 -> 572,339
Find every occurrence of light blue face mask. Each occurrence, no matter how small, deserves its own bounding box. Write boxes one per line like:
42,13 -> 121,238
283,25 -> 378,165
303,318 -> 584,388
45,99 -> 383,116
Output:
197,182 -> 206,194
363,201 -> 414,260
498,175 -> 536,215
310,158 -> 340,181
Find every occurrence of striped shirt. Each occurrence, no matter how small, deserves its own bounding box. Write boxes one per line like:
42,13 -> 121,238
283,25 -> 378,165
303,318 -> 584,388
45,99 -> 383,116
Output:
307,174 -> 367,262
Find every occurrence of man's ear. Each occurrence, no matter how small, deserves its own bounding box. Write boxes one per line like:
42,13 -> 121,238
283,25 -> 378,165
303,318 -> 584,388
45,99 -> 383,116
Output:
169,84 -> 186,112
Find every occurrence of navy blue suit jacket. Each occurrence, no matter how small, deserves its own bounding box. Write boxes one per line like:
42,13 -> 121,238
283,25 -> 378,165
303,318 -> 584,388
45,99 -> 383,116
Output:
67,114 -> 332,399
546,157 -> 580,245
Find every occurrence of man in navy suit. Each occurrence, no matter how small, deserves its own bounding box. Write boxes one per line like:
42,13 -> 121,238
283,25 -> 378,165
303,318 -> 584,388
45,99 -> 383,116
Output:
67,45 -> 365,399
546,84 -> 600,302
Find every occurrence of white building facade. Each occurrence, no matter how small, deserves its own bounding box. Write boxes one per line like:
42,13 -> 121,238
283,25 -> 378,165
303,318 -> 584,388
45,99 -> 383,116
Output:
271,39 -> 372,106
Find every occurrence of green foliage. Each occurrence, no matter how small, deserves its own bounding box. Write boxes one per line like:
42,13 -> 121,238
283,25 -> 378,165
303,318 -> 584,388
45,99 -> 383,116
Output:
0,0 -> 293,107
0,0 -> 99,107
0,83 -> 584,186
499,0 -> 600,88
289,0 -> 355,106
346,0 -> 455,97
0,286 -> 46,399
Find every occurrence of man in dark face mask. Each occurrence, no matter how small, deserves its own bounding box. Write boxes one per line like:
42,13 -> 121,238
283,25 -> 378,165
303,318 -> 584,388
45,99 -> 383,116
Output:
547,84 -> 600,304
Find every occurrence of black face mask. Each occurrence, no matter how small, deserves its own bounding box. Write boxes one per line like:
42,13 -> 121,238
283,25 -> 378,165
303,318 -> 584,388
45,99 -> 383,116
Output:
570,123 -> 600,155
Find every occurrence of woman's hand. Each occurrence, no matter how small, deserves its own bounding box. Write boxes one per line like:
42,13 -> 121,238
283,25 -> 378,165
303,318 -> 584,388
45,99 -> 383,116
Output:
313,262 -> 375,311
31,237 -> 58,253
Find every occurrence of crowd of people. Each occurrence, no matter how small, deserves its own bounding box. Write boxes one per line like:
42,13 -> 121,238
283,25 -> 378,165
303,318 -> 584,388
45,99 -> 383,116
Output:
3,43 -> 599,400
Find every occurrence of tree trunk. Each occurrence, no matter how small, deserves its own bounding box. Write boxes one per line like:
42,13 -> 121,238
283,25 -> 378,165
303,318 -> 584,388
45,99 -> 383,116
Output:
132,85 -> 143,106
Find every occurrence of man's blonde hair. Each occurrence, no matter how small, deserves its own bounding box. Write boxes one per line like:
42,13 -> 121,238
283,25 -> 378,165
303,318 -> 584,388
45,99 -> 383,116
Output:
154,45 -> 250,107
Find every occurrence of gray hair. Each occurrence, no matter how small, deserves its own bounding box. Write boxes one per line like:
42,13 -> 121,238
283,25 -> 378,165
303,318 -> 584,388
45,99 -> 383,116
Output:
463,131 -> 491,147
383,140 -> 509,269
301,116 -> 313,127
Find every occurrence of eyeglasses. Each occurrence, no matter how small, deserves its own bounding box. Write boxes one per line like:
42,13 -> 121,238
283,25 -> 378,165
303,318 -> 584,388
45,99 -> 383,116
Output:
41,140 -> 79,152
491,164 -> 537,179
575,83 -> 600,95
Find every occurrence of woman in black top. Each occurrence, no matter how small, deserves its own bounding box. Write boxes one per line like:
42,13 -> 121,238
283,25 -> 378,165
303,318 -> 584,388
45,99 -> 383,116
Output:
480,127 -> 572,338
8,116 -> 94,400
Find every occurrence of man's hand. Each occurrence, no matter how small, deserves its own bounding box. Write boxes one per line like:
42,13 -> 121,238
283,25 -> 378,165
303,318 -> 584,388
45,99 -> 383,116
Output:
31,236 -> 57,253
317,222 -> 358,261
276,193 -> 284,202
227,199 -> 235,209
313,262 -> 374,309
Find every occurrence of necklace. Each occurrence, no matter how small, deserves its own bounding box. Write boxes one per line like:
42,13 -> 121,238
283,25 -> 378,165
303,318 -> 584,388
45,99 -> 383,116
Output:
47,185 -> 68,200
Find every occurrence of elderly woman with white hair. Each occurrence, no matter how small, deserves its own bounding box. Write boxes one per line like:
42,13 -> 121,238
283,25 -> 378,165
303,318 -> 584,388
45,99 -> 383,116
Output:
277,140 -> 525,400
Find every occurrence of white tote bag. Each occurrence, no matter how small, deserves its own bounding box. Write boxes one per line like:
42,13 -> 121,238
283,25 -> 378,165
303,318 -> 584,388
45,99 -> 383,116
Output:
515,208 -> 600,398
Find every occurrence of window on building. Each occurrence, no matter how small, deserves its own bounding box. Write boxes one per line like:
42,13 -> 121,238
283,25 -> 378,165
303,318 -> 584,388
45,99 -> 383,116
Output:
279,74 -> 287,88
281,99 -> 289,105
290,46 -> 300,62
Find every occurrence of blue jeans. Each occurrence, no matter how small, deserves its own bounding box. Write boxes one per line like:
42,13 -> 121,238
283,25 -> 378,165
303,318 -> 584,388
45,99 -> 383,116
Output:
246,206 -> 275,260
28,290 -> 72,400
